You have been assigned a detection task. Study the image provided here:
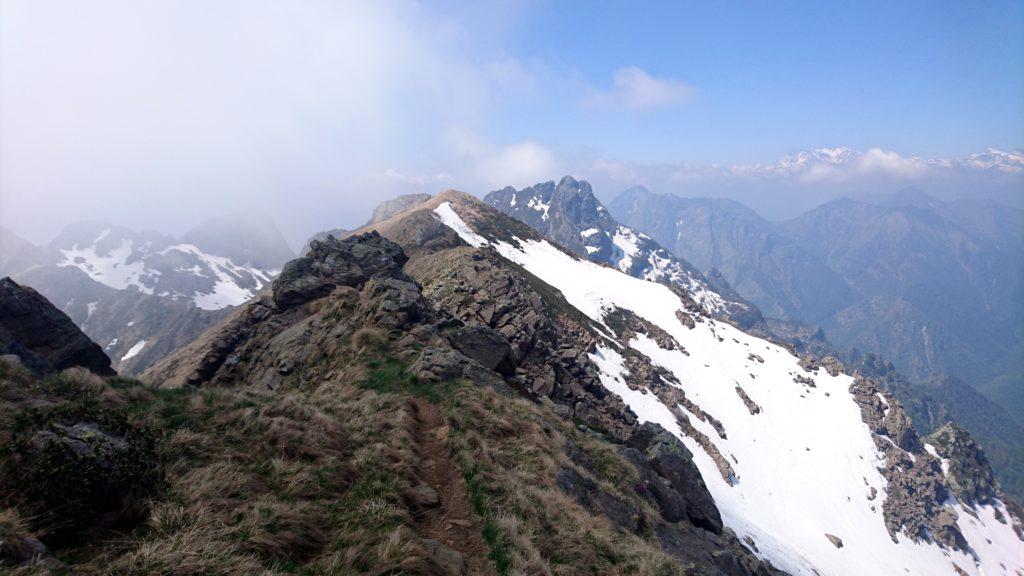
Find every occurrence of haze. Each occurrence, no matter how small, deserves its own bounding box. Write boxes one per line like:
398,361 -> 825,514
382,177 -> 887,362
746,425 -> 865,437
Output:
1,0 -> 1022,249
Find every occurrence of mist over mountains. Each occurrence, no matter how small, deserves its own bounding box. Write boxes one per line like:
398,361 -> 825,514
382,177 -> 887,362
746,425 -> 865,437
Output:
0,214 -> 294,374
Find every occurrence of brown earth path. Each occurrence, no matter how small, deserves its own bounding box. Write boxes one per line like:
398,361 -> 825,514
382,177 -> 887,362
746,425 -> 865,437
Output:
410,396 -> 495,576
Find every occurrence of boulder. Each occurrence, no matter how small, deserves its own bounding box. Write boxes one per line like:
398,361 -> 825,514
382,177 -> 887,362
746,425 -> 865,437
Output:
420,538 -> 468,576
447,324 -> 513,373
626,422 -> 724,534
407,348 -> 509,394
0,277 -> 114,376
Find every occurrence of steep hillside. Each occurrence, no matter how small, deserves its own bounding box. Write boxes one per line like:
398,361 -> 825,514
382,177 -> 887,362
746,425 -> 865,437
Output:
610,187 -> 1024,417
429,192 -> 1023,576
610,186 -> 1024,499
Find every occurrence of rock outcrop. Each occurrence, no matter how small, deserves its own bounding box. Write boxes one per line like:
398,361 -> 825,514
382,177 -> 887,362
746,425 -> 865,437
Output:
849,375 -> 967,550
926,423 -> 1000,506
0,277 -> 114,376
273,231 -> 411,309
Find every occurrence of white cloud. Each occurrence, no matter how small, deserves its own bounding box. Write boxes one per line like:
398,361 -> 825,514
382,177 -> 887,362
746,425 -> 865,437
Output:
0,0 -> 532,245
368,169 -> 454,187
583,67 -> 694,112
435,126 -> 560,190
856,148 -> 929,179
475,141 -> 558,189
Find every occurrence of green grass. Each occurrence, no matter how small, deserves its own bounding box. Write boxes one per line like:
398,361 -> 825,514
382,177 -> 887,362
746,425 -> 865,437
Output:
359,357 -> 456,402
460,459 -> 512,576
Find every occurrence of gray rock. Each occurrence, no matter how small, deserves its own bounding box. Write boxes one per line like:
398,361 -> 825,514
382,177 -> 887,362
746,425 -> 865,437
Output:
420,538 -> 468,576
447,324 -> 513,373
825,533 -> 843,548
0,277 -> 114,376
273,231 -> 410,309
626,422 -> 724,534
407,347 -> 509,394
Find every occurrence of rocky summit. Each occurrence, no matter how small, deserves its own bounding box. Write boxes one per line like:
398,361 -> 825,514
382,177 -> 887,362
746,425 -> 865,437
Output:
485,176 -> 766,331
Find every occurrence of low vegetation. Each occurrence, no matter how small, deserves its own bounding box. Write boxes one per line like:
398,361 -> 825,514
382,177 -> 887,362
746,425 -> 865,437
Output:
1,336 -> 683,576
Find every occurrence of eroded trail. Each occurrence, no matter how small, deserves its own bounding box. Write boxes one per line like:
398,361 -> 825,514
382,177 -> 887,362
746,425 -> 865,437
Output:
409,397 -> 494,576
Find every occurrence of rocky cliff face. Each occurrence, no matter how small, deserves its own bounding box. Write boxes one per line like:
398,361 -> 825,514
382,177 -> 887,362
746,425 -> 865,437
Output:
0,277 -> 113,376
485,176 -> 766,331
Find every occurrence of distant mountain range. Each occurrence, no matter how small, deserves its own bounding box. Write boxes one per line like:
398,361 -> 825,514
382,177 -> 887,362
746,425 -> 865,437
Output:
0,214 -> 294,373
610,187 -> 1023,411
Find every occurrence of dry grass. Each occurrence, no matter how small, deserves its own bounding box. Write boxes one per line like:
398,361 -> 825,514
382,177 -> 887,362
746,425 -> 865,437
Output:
3,331 -> 685,575
444,386 -> 685,576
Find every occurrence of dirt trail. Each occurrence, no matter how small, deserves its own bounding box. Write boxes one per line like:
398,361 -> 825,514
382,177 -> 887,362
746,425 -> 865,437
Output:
410,396 -> 494,575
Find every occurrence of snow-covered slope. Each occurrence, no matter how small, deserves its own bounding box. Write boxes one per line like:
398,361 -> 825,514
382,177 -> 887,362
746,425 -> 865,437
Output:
485,176 -> 763,329
433,200 -> 1024,576
54,224 -> 278,310
5,221 -> 290,374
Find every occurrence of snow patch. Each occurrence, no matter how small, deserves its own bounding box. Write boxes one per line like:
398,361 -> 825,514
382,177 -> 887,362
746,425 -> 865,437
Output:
527,196 -> 551,221
120,340 -> 147,361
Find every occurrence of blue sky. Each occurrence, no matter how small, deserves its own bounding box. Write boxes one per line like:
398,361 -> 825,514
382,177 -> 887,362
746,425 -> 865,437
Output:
1,0 -> 1022,245
488,1 -> 1024,163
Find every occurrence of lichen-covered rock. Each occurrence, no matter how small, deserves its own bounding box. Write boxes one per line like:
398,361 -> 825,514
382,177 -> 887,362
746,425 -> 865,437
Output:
410,248 -> 636,440
446,323 -> 513,374
407,347 -> 509,394
11,414 -> 160,543
849,375 -> 968,551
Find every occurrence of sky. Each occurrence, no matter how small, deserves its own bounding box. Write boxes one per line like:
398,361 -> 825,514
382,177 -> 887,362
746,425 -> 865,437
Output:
1,0 -> 1022,248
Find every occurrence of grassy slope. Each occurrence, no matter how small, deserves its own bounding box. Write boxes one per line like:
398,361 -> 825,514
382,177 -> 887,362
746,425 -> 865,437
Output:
0,346 -> 686,575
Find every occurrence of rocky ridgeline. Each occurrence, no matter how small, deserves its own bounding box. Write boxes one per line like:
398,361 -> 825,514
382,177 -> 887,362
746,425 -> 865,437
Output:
0,277 -> 114,376
144,208 -> 783,576
484,176 -> 766,332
